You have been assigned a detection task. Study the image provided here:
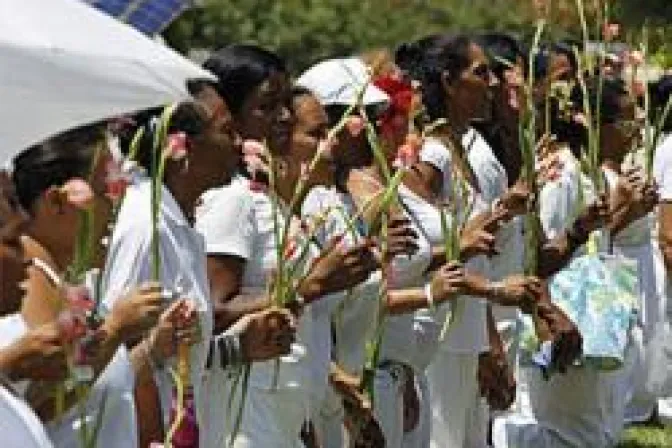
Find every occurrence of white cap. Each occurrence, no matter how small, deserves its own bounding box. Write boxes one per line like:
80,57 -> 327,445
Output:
419,137 -> 451,174
296,57 -> 389,107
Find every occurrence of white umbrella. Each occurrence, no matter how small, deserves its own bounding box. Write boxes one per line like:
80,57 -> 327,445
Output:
0,0 -> 214,163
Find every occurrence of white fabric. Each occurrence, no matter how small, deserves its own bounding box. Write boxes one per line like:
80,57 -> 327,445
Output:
0,312 -> 137,448
492,156 -> 627,448
296,57 -> 388,106
101,178 -> 213,446
0,0 -> 213,162
224,386 -> 306,448
196,176 -> 340,446
373,367 -> 405,448
0,386 -> 53,448
46,347 -> 137,448
426,351 -> 485,448
492,367 -> 625,448
418,136 -> 489,355
300,186 -> 380,378
402,371 -> 432,448
654,134 -> 672,201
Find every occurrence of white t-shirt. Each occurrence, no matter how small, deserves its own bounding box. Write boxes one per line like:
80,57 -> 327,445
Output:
374,184 -> 433,370
102,178 -> 213,444
0,313 -> 136,448
0,386 -> 53,448
196,176 -> 340,405
301,186 -> 380,378
419,136 -> 489,354
0,314 -> 52,448
654,134 -> 672,201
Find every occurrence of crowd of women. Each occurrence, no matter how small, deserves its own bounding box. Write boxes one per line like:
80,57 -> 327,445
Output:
1,29 -> 672,448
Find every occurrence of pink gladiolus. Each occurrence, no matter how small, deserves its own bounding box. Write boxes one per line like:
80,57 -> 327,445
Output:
396,144 -> 418,168
283,240 -> 298,261
602,23 -> 620,41
628,50 -> 645,67
64,285 -> 94,312
57,311 -> 88,343
104,160 -> 130,201
166,132 -> 189,161
61,178 -> 95,209
242,139 -> 265,156
345,116 -> 365,137
248,180 -> 268,193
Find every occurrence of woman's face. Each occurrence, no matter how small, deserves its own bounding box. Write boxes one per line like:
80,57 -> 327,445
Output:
601,94 -> 639,160
0,173 -> 28,315
190,91 -> 243,191
287,94 -> 332,187
236,72 -> 294,155
448,43 -> 497,123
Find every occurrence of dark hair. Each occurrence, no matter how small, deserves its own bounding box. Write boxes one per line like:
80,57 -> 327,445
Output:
552,77 -> 628,156
477,32 -> 526,81
533,41 -> 580,81
118,102 -> 208,176
203,44 -> 287,116
650,75 -> 672,133
13,125 -> 106,212
395,33 -> 473,121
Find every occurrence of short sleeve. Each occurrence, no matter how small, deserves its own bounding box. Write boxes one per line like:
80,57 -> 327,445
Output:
195,183 -> 255,260
420,138 -> 451,174
654,135 -> 672,201
101,224 -> 152,313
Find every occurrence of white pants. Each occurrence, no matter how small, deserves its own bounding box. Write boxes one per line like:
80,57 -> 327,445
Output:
426,351 -> 487,448
402,372 -> 431,448
373,366 -> 405,448
224,386 -> 307,448
492,366 -> 625,448
313,387 -> 347,448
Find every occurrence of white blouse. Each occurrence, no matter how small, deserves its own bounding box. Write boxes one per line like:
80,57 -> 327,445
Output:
102,178 -> 214,444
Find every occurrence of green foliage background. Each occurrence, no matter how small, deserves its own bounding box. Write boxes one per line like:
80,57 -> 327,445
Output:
164,0 -> 672,74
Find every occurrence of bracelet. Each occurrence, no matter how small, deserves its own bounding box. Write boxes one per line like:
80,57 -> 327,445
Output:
488,281 -> 505,300
424,282 -> 435,308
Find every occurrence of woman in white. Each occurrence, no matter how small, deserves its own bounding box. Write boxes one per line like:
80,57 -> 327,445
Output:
101,99 -> 266,448
395,33 -> 544,448
196,48 -> 382,447
492,77 -> 658,448
4,124 -> 201,448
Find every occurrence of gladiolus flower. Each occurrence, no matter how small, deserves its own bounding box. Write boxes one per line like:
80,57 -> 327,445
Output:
628,50 -> 645,67
345,116 -> 365,137
283,240 -> 298,261
61,178 -> 95,209
64,284 -> 94,312
166,132 -> 189,161
242,139 -> 265,156
104,160 -> 130,201
248,180 -> 268,193
602,23 -> 620,42
57,310 -> 88,343
396,144 -> 419,168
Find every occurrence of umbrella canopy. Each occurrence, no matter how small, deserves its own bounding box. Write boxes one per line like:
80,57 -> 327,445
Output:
84,0 -> 193,35
0,0 -> 214,164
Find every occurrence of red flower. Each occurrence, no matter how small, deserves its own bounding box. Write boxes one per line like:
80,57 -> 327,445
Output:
373,76 -> 415,137
283,240 -> 298,261
166,132 -> 189,161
